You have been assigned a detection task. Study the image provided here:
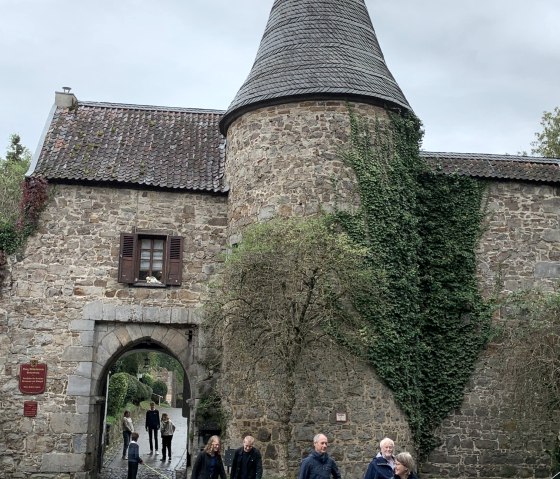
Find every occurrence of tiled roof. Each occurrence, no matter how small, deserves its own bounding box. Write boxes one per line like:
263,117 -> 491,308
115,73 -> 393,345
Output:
220,0 -> 411,134
32,101 -> 227,193
33,99 -> 559,190
421,151 -> 560,184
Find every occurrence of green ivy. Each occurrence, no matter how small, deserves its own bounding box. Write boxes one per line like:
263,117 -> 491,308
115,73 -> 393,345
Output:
335,107 -> 492,458
196,392 -> 226,434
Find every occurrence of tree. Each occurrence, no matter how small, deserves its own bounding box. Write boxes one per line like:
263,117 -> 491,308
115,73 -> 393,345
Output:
6,134 -> 28,163
0,134 -> 31,224
501,290 -> 560,416
531,107 -> 560,158
206,216 -> 382,475
152,380 -> 168,400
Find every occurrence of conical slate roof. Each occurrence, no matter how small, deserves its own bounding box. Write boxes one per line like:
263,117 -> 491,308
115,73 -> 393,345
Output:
220,0 -> 411,134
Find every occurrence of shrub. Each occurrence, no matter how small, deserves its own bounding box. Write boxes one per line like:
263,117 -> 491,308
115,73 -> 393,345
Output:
108,373 -> 128,416
152,380 -> 168,399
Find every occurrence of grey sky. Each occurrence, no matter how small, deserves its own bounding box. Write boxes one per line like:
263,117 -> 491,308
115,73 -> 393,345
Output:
1,0 -> 558,157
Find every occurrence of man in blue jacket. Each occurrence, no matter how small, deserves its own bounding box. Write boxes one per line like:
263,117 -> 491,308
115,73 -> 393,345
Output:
298,433 -> 341,479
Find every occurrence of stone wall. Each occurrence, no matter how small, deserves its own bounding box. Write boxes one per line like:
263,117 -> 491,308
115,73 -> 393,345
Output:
1,143 -> 558,478
0,184 -> 228,478
224,100 -> 388,242
477,181 -> 560,295
421,180 -> 560,478
221,339 -> 413,479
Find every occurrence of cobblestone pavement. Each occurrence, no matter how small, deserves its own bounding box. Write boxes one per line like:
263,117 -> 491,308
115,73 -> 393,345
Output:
99,407 -> 188,479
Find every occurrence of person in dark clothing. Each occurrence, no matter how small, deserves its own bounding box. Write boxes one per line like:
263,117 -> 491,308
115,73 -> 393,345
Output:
192,435 -> 227,479
364,437 -> 396,479
127,431 -> 143,479
145,402 -> 160,455
230,435 -> 263,479
393,452 -> 418,479
298,433 -> 341,479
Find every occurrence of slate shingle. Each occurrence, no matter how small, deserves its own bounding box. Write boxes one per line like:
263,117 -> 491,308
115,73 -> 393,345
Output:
33,101 -> 227,193
219,0 -> 411,134
421,151 -> 560,184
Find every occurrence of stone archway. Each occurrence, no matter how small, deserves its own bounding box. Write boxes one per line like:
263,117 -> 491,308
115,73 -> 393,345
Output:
87,322 -> 198,476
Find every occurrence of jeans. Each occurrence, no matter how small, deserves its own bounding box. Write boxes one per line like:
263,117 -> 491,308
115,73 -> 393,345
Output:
122,430 -> 131,457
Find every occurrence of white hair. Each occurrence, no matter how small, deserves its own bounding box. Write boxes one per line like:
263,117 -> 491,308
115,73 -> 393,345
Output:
379,437 -> 394,448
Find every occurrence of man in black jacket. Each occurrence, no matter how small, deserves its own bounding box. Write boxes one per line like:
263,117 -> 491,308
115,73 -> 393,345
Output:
230,435 -> 263,479
145,402 -> 160,455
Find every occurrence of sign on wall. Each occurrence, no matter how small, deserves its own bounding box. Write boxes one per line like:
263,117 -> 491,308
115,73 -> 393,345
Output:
23,401 -> 38,417
19,361 -> 47,394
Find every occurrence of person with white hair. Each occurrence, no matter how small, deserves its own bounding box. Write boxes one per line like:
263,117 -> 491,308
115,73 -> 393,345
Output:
363,437 -> 396,479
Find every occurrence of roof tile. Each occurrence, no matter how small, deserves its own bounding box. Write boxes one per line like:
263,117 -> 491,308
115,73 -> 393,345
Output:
33,101 -> 227,193
421,151 -> 560,184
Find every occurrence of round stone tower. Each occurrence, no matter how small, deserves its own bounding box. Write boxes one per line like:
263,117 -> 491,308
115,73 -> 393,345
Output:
220,0 -> 412,240
218,2 -> 417,473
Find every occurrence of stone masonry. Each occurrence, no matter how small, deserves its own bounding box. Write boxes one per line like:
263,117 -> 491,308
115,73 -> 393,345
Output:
0,184 -> 228,478
225,101 -> 388,240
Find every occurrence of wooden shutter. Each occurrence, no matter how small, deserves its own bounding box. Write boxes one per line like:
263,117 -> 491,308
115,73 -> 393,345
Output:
165,236 -> 184,285
118,233 -> 137,283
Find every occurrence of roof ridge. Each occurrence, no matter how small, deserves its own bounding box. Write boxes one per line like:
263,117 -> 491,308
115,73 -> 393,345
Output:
421,151 -> 560,164
78,101 -> 225,115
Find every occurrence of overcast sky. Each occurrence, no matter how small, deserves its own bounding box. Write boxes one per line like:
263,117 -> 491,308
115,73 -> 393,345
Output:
1,0 -> 559,157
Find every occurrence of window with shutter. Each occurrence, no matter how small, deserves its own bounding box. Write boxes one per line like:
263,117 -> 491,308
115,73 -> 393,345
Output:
117,232 -> 183,286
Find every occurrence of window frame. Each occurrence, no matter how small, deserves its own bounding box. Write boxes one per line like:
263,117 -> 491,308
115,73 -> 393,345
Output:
118,231 -> 184,286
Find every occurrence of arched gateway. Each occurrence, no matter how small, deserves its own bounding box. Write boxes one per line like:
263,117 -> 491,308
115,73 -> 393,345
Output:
90,321 -> 195,473
2,0 -> 559,478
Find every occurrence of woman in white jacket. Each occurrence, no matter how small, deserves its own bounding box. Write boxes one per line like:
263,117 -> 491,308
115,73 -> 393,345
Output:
121,410 -> 134,459
160,413 -> 176,461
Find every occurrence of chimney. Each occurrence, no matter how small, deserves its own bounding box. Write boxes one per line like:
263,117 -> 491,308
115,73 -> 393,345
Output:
55,87 -> 77,108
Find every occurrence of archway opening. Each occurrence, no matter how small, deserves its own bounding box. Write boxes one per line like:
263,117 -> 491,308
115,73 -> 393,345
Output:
96,340 -> 192,478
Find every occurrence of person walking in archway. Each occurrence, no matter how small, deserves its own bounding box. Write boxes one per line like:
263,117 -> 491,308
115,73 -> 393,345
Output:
160,412 -> 176,462
121,410 -> 134,460
145,402 -> 160,455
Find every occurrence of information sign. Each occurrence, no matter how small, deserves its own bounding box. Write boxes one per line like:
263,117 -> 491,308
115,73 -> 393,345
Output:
19,362 -> 47,394
23,401 -> 38,417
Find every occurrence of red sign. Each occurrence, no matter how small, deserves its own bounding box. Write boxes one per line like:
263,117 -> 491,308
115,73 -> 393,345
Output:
23,401 -> 38,417
19,363 -> 47,394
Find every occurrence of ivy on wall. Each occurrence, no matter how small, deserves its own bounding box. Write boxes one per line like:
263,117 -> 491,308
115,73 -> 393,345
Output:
0,176 -> 49,287
335,107 -> 492,458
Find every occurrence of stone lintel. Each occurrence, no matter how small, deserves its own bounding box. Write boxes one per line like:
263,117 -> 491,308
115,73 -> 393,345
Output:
83,300 -> 199,325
